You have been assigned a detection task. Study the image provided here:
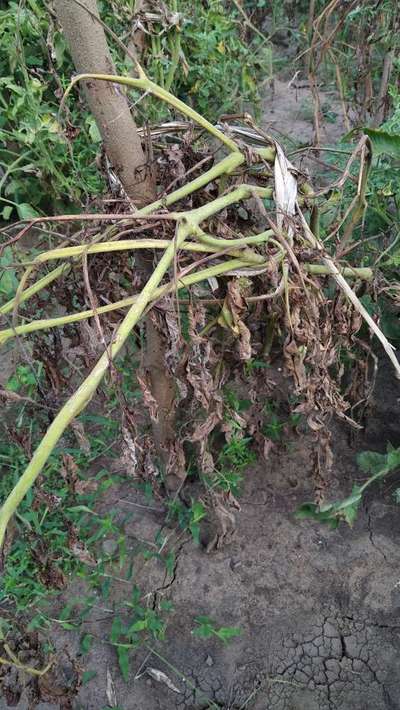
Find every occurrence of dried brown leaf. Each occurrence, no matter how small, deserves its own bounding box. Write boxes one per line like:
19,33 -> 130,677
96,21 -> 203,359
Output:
71,420 -> 91,455
137,373 -> 159,421
165,440 -> 186,481
206,490 -> 240,552
237,320 -> 252,361
190,412 -> 221,442
73,478 -> 98,495
106,668 -> 117,707
146,667 -> 181,693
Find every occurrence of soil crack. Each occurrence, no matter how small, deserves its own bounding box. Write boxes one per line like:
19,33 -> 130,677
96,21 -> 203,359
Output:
366,507 -> 388,562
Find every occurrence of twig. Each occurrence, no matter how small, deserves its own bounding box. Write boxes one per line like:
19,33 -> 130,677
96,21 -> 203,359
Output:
0,644 -> 53,677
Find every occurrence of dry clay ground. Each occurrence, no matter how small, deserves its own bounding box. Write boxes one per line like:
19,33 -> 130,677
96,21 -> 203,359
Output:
8,362 -> 400,710
3,78 -> 400,710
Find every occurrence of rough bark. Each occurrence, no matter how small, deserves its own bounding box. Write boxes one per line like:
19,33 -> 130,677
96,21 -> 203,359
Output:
54,0 -> 152,206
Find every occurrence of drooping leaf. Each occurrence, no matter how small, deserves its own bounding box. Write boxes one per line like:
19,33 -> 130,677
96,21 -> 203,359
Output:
295,502 -> 340,529
357,450 -> 387,474
363,128 -> 400,158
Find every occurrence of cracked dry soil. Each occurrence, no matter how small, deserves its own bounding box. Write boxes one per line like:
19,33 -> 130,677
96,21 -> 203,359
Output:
14,362 -> 397,710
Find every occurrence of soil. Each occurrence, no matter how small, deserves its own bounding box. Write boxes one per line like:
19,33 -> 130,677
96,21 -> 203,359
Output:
3,361 -> 400,710
262,78 -> 346,148
2,55 -> 400,710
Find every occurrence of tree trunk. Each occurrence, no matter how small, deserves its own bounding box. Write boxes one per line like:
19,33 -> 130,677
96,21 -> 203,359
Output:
54,0 -> 152,206
54,0 -> 179,486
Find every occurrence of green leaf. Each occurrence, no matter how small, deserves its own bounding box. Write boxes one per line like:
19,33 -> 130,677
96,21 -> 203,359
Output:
164,551 -> 175,576
357,450 -> 387,474
189,521 -> 200,545
363,128 -> 400,158
16,202 -> 40,220
128,619 -> 147,633
192,623 -> 213,639
192,616 -> 214,638
387,447 -> 400,471
216,626 -> 241,643
80,633 -> 93,654
110,616 -> 123,644
295,502 -> 339,529
53,31 -> 67,66
87,117 -> 102,143
82,670 -> 97,685
191,500 -> 206,524
117,646 -> 130,682
1,206 -> 13,220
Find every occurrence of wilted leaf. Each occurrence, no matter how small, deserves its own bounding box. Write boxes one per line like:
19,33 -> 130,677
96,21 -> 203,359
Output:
363,128 -> 400,158
73,478 -> 99,495
71,420 -> 91,454
274,141 -> 297,238
137,373 -> 159,421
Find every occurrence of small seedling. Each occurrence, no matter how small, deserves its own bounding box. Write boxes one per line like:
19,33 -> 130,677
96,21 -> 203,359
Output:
192,616 -> 241,644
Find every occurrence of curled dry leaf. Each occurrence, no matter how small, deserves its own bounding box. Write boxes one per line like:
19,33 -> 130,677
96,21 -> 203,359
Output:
73,478 -> 98,495
71,420 -> 91,455
121,424 -> 139,477
218,280 -> 252,360
61,453 -> 78,481
206,490 -> 240,552
106,668 -> 117,707
221,410 -> 247,442
237,320 -> 252,361
137,372 -> 159,422
199,444 -> 215,474
165,439 -> 186,482
60,453 -> 97,494
68,526 -> 96,567
189,412 -> 221,442
146,667 -> 181,693
263,436 -> 274,460
160,296 -> 182,376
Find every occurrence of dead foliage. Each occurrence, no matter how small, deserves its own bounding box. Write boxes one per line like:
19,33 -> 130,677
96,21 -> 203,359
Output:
1,106 -> 394,548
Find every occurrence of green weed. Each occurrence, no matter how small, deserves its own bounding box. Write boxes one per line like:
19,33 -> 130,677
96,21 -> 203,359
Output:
192,615 -> 241,644
109,587 -> 172,681
297,444 -> 400,528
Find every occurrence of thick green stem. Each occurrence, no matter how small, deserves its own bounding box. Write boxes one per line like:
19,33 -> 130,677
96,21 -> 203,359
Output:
0,265 -> 69,316
2,152 -> 245,315
62,73 -> 240,153
0,223 -> 186,545
0,250 -> 268,345
304,264 -> 373,280
0,184 -> 271,545
165,23 -> 181,91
